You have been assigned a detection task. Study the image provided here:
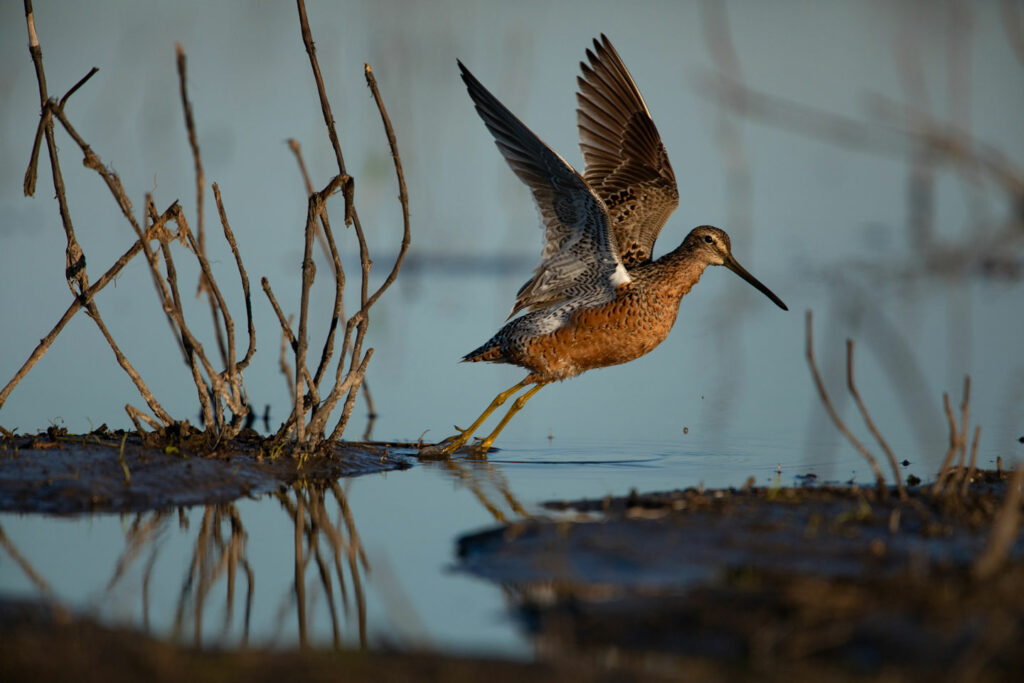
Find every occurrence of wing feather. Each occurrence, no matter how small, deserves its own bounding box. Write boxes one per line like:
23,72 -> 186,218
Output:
459,60 -> 629,320
577,34 -> 679,266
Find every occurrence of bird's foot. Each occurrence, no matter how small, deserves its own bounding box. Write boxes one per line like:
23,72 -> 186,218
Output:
417,425 -> 474,459
465,436 -> 497,459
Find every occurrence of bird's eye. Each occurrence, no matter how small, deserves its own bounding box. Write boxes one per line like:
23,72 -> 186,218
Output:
703,235 -> 713,244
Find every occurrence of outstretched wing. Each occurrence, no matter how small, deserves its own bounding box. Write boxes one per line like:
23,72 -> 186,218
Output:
577,34 -> 679,267
459,60 -> 630,320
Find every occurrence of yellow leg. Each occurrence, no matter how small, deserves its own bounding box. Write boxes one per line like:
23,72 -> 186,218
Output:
426,379 -> 533,456
472,382 -> 545,454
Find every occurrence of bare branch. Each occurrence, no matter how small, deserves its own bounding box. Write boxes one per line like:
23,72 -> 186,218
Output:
805,311 -> 887,493
960,425 -> 983,497
362,63 -> 412,312
0,234 -> 147,410
212,184 -> 256,371
846,340 -> 906,499
22,1 -> 88,296
973,461 -> 1024,580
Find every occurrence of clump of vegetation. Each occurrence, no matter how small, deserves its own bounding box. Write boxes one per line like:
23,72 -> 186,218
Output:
1,0 -> 410,455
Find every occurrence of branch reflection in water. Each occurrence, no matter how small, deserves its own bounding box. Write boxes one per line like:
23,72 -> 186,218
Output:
104,481 -> 370,650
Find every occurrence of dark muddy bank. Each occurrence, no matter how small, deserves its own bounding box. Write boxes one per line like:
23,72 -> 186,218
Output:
0,429 -> 413,514
0,597 -> 680,683
458,474 -> 1024,681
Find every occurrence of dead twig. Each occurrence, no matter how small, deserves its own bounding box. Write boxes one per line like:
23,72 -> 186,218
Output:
287,138 -> 332,261
0,233 -> 149,411
265,1 -> 410,450
176,44 -> 229,370
932,376 -> 972,496
805,311 -> 889,494
846,340 -> 907,499
22,0 -> 88,297
960,425 -> 983,497
14,12 -> 255,444
973,461 -> 1024,580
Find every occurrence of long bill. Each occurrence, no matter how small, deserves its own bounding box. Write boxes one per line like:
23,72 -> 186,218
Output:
723,254 -> 788,311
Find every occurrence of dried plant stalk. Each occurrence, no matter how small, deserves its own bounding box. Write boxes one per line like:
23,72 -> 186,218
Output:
261,0 -> 410,452
973,461 -> 1024,580
960,425 -> 983,497
805,311 -> 888,493
932,376 -> 972,496
10,2 -> 410,451
13,6 -> 256,445
846,340 -> 907,499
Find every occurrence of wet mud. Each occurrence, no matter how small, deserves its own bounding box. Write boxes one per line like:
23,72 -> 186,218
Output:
0,429 -> 412,514
458,475 -> 1024,681
0,596 -> 685,683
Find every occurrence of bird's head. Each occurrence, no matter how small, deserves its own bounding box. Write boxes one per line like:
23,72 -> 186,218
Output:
686,225 -> 732,266
685,225 -> 788,311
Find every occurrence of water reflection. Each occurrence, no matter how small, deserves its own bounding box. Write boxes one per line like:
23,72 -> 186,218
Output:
278,481 -> 369,649
433,457 -> 530,524
97,481 -> 370,650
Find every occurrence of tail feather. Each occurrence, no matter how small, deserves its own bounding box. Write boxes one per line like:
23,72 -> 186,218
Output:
462,344 -> 505,364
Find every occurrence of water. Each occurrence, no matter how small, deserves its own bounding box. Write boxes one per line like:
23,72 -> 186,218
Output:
0,435 -> 876,657
1,0 -> 1022,660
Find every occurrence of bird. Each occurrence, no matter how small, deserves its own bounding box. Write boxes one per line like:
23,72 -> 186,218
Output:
421,35 -> 787,458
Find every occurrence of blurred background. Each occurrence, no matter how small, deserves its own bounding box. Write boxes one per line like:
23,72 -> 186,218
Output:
3,0 -> 1024,660
1,0 -> 1023,475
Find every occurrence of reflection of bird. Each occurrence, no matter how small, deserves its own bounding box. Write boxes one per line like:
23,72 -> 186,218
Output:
423,35 -> 787,457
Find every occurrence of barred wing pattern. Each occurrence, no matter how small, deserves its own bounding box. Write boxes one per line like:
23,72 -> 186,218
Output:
577,34 -> 679,267
459,61 -> 630,320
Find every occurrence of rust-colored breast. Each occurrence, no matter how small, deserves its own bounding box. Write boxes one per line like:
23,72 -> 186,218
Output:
518,284 -> 680,382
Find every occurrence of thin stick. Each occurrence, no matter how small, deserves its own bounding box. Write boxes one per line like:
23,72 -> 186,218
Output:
960,425 -> 983,497
23,66 -> 97,196
50,106 -> 136,226
286,140 -> 347,390
846,340 -> 906,498
279,315 -> 296,405
322,62 -> 412,441
23,0 -> 88,296
957,376 -> 971,469
176,44 -> 230,374
298,175 -> 347,444
178,214 -> 244,417
362,63 -> 412,313
328,349 -> 374,441
59,66 -> 99,108
805,312 -> 887,492
0,237 -> 145,410
286,138 -> 332,260
156,236 -> 217,429
361,379 -> 377,441
176,43 -> 206,257
261,278 -> 318,404
932,378 -> 971,495
294,189 -> 324,445
87,300 -> 174,426
973,460 -> 1024,580
310,201 -> 346,390
211,184 -> 255,370
295,0 -> 349,186
325,63 -> 413,440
